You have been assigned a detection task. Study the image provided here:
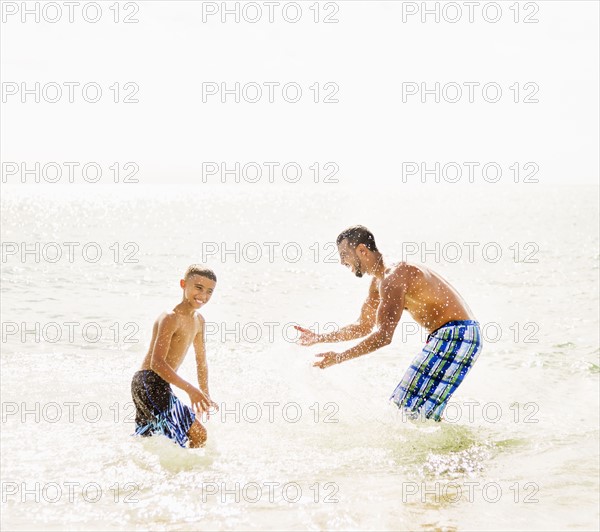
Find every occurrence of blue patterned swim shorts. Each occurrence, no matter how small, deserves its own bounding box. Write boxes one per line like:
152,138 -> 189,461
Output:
390,320 -> 482,421
131,370 -> 195,447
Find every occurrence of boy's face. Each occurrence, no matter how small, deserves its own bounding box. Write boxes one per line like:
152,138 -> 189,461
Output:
180,274 -> 216,309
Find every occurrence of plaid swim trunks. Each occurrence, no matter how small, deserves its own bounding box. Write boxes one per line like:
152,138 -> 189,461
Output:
390,320 -> 482,421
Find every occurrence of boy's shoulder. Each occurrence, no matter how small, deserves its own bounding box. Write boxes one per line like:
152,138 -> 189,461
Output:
154,309 -> 204,330
155,310 -> 183,328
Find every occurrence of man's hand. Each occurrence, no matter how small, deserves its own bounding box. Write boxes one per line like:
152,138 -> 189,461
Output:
313,351 -> 342,369
294,325 -> 320,346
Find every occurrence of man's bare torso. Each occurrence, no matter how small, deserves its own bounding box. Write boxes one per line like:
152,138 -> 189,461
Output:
375,262 -> 475,332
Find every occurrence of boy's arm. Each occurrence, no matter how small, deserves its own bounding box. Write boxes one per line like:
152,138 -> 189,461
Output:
314,276 -> 405,368
193,316 -> 209,397
150,314 -> 210,411
193,316 -> 218,413
296,278 -> 380,345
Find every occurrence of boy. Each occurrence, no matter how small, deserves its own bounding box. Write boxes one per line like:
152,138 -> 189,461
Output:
131,264 -> 218,447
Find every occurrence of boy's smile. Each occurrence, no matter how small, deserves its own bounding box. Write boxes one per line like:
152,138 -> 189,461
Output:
181,274 -> 216,309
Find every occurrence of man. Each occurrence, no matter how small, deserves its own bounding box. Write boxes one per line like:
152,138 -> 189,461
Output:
295,225 -> 482,421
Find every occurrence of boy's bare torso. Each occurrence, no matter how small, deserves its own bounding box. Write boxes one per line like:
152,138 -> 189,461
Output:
375,262 -> 475,332
140,312 -> 202,372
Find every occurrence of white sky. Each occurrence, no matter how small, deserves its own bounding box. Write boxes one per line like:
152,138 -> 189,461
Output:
1,0 -> 598,186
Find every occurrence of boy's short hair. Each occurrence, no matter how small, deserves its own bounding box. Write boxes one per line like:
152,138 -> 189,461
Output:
184,264 -> 217,283
336,225 -> 379,252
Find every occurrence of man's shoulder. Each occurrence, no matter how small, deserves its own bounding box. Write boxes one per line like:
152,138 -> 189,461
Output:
383,262 -> 420,289
385,261 -> 410,278
391,261 -> 425,276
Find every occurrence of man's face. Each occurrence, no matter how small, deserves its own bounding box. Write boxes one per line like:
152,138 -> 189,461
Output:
338,240 -> 364,278
182,274 -> 216,308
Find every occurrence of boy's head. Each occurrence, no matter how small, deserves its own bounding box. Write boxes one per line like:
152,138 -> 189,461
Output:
180,264 -> 217,309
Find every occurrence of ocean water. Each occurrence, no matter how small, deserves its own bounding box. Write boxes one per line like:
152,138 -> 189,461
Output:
1,184 -> 598,531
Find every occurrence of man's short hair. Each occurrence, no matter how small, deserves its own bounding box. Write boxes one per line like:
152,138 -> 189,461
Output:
336,225 -> 379,252
184,264 -> 217,282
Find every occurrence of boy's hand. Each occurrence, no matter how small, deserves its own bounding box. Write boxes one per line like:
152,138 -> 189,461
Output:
294,325 -> 320,346
207,399 -> 219,414
188,387 -> 211,415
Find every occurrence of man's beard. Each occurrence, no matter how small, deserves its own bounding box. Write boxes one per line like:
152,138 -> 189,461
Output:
354,258 -> 363,277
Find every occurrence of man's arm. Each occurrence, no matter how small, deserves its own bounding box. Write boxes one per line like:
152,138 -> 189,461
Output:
314,274 -> 406,368
297,278 -> 380,345
150,314 -> 210,412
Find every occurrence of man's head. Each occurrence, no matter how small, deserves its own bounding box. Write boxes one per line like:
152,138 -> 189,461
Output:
336,225 -> 380,278
180,264 -> 217,309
